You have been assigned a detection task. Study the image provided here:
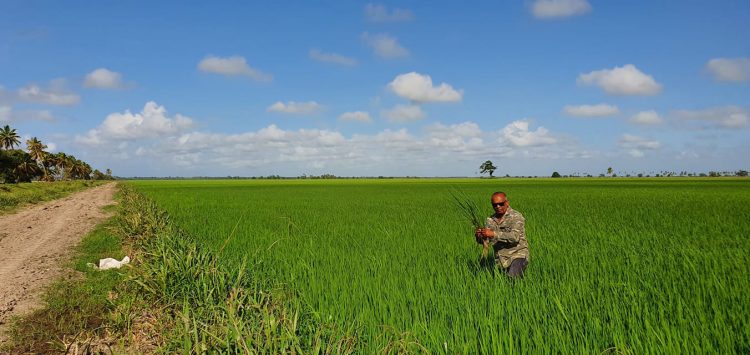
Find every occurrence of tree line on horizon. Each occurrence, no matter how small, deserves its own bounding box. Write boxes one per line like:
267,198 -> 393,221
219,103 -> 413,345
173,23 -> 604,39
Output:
0,125 -> 113,184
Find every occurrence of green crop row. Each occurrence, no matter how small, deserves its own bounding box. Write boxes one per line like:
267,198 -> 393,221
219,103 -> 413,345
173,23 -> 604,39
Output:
128,178 -> 750,353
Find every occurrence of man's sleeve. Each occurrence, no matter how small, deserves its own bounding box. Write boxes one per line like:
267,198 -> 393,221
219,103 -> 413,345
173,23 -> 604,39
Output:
489,215 -> 525,245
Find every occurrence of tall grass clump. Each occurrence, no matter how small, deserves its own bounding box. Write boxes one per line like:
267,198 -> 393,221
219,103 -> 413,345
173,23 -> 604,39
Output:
115,186 -> 358,353
449,187 -> 488,256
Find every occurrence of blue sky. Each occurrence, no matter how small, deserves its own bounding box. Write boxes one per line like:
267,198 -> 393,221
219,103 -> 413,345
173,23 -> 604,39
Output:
1,0 -> 749,177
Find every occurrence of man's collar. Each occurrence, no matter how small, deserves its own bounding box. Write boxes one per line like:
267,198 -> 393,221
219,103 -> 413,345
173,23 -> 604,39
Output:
493,207 -> 513,220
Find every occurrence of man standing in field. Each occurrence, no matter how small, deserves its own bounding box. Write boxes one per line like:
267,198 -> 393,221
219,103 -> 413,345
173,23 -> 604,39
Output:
475,192 -> 529,278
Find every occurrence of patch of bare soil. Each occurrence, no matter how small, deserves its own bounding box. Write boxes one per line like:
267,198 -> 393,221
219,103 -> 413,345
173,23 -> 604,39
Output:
0,182 -> 117,343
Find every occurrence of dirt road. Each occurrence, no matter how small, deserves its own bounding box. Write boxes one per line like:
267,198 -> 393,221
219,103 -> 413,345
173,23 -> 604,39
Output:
0,182 -> 117,341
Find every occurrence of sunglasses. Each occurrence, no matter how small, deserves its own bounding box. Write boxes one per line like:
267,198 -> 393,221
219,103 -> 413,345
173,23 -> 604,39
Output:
492,201 -> 507,207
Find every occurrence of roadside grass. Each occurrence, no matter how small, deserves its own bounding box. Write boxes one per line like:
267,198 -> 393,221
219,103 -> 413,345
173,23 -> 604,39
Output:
114,185 -> 361,353
3,207 -> 130,353
6,184 -> 373,353
0,180 -> 104,215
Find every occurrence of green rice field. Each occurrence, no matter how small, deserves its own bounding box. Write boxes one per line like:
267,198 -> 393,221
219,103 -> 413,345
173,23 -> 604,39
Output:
128,178 -> 750,353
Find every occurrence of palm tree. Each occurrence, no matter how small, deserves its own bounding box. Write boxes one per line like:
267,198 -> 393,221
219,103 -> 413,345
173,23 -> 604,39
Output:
53,152 -> 70,180
69,157 -> 83,179
26,137 -> 47,163
41,152 -> 58,181
14,157 -> 41,182
0,125 -> 21,150
69,158 -> 92,180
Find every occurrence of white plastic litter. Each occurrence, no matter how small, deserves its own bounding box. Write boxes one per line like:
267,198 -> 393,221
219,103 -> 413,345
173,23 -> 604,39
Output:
87,256 -> 130,270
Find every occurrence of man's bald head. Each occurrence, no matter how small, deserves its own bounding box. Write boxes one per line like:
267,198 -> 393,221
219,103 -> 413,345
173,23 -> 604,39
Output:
491,191 -> 509,215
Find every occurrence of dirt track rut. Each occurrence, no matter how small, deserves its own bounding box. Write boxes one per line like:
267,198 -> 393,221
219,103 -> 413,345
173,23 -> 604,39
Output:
0,182 -> 117,342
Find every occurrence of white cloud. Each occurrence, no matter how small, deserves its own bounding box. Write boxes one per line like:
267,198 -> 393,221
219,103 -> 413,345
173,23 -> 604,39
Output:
70,106 -> 600,176
673,106 -> 748,129
25,110 -> 54,122
620,134 -> 660,149
198,55 -> 272,81
0,86 -> 10,105
84,68 -> 125,89
121,120 -> 583,173
706,57 -> 750,82
267,101 -> 323,115
429,122 -> 482,138
426,122 -> 484,151
500,120 -> 557,147
17,79 -> 80,105
75,101 -> 193,145
0,104 -> 55,123
577,64 -> 662,95
629,110 -> 663,125
381,104 -> 425,123
309,49 -> 357,66
531,0 -> 591,19
563,103 -> 620,117
339,111 -> 372,123
388,72 -> 463,103
619,134 -> 660,158
0,106 -> 10,122
361,32 -> 409,59
365,3 -> 414,22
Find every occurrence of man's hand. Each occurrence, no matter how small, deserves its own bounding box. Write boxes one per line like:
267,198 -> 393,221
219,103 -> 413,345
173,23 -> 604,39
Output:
475,227 -> 494,239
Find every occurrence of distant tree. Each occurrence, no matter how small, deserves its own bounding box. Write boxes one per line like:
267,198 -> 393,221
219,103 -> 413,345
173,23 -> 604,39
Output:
92,169 -> 105,180
607,167 -> 613,176
1,149 -> 40,183
709,171 -> 720,177
637,173 -> 643,178
69,158 -> 92,180
551,171 -> 561,178
0,149 -> 26,182
0,125 -> 21,150
14,156 -> 42,183
479,160 -> 497,178
52,152 -> 71,180
25,137 -> 47,162
25,137 -> 50,181
736,170 -> 748,177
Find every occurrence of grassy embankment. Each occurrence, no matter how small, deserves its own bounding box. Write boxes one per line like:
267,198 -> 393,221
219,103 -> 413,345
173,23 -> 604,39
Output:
4,185 -> 353,353
127,178 -> 750,353
0,180 -> 104,215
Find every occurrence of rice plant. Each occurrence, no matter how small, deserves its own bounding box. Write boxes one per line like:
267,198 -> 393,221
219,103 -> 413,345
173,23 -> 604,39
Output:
126,178 -> 750,353
449,187 -> 490,257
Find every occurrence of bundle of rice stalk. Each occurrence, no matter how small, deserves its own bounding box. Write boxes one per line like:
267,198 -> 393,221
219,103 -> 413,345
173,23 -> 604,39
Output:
449,189 -> 491,257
